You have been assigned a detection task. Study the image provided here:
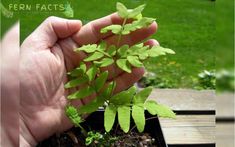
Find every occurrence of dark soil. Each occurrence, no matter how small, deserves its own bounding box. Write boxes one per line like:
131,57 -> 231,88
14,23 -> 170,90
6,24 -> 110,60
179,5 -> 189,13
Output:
37,129 -> 158,147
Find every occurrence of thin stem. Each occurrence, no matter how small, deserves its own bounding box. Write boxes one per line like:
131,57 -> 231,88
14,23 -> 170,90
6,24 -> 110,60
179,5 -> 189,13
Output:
114,18 -> 127,77
129,116 -> 159,132
116,18 -> 127,47
78,124 -> 88,137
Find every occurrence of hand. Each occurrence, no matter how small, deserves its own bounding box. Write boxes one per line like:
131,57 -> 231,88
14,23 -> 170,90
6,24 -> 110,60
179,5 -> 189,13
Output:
20,14 -> 158,146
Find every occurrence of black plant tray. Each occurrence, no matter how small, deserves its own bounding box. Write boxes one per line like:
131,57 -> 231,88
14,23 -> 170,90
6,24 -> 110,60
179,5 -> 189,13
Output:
37,109 -> 168,147
79,109 -> 168,147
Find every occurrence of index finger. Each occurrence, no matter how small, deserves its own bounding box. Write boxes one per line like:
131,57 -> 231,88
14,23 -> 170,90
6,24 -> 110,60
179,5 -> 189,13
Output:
72,13 -> 123,45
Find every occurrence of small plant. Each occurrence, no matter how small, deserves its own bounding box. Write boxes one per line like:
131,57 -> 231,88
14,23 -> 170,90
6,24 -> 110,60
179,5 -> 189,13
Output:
64,2 -> 175,145
138,71 -> 176,88
216,69 -> 235,92
193,70 -> 216,90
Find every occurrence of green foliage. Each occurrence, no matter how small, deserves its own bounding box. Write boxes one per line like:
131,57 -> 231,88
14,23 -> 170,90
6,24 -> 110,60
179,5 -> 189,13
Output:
104,105 -> 117,132
147,46 -> 175,57
85,131 -> 118,146
76,44 -> 98,53
145,100 -> 176,118
64,2 -> 175,135
127,56 -> 143,67
109,86 -> 136,105
116,2 -> 145,19
67,86 -> 95,100
94,58 -> 114,67
216,69 -> 235,92
65,106 -> 83,127
64,77 -> 88,88
84,52 -> 104,62
86,65 -> 98,81
133,87 -> 152,104
122,17 -> 155,35
132,105 -> 145,132
193,70 -> 216,90
116,59 -> 132,73
118,106 -> 131,133
100,25 -> 122,34
85,131 -> 103,146
94,71 -> 109,91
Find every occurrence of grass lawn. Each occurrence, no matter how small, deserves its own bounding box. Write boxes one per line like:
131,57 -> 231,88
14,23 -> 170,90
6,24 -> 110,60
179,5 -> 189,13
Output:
17,0 -> 215,88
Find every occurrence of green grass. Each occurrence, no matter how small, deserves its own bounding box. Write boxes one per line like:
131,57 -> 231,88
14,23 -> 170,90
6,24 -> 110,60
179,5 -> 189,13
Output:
18,0 -> 215,88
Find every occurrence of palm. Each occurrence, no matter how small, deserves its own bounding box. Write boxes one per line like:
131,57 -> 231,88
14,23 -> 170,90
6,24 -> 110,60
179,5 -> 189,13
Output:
20,15 -> 157,143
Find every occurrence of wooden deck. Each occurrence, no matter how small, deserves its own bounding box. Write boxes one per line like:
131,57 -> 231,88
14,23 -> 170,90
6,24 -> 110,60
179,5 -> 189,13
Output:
150,89 -> 234,146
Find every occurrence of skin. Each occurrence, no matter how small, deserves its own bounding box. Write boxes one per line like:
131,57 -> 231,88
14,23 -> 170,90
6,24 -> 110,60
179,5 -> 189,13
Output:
19,13 -> 159,146
1,23 -> 19,147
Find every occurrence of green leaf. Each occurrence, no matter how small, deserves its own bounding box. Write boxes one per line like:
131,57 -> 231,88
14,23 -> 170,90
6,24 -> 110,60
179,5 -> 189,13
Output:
127,56 -> 143,67
100,81 -> 116,98
118,106 -> 130,133
67,67 -> 84,77
147,46 -> 175,57
100,25 -> 122,34
65,106 -> 83,126
86,66 -> 97,81
105,105 -> 117,132
78,96 -> 104,114
80,62 -> 87,73
127,44 -> 149,60
116,2 -> 128,18
132,105 -> 145,132
110,86 -> 136,105
116,59 -> 132,73
134,14 -> 142,20
139,52 -> 149,60
97,41 -> 107,51
118,45 -> 129,57
145,100 -> 176,118
107,45 -> 117,56
94,58 -> 114,67
67,86 -> 95,100
76,44 -> 97,53
84,52 -> 104,62
127,4 -> 146,19
95,71 -> 109,91
122,17 -> 155,35
64,77 -> 88,88
133,87 -> 152,104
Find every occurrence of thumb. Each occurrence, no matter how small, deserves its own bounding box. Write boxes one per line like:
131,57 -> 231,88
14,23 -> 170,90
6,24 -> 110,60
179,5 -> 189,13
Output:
22,16 -> 82,49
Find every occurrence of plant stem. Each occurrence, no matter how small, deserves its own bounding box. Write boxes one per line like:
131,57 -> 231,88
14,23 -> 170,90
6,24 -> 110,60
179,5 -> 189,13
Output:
116,18 -> 127,47
129,116 -> 159,132
114,18 -> 127,76
78,124 -> 88,137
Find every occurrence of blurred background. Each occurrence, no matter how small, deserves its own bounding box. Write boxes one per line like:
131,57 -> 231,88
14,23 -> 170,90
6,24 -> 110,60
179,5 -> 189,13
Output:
19,0 -> 217,89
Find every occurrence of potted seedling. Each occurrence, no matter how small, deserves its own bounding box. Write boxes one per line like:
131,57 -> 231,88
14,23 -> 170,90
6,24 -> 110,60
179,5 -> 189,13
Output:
39,2 -> 176,147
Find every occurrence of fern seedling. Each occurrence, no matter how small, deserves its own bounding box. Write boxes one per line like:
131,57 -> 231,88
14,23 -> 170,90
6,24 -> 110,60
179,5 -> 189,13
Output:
65,2 -> 176,135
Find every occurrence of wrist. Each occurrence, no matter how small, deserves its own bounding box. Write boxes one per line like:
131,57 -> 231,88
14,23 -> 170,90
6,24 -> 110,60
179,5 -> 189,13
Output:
20,117 -> 37,147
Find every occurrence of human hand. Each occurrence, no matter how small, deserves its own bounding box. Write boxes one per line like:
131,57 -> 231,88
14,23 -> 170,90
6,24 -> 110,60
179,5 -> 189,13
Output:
20,14 -> 158,146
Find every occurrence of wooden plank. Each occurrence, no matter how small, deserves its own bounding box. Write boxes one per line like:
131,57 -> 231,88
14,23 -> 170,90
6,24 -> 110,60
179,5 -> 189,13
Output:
161,127 -> 215,144
216,123 -> 235,147
216,93 -> 234,118
159,115 -> 215,144
160,115 -> 215,127
149,89 -> 215,111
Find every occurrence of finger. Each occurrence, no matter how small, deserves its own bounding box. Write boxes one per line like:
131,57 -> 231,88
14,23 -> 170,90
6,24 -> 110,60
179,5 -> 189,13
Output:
22,16 -> 82,50
144,39 -> 160,47
58,38 -> 87,71
72,13 -> 123,45
113,67 -> 145,93
105,22 -> 158,47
